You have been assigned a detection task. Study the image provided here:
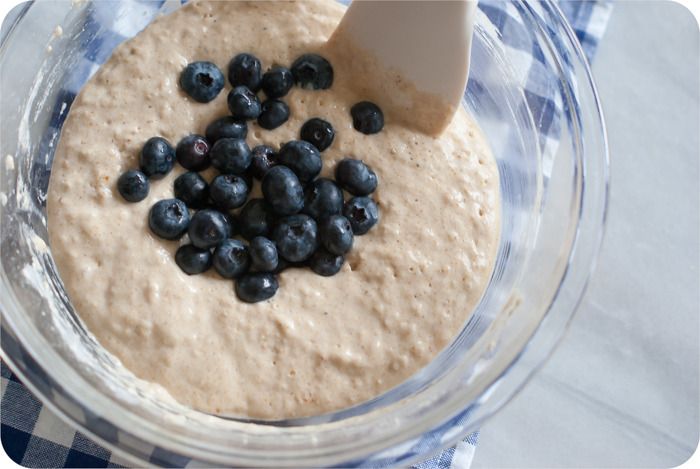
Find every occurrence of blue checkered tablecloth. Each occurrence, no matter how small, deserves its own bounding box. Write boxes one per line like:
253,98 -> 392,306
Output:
1,0 -> 611,467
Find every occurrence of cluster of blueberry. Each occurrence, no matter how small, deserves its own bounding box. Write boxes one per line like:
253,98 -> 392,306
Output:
178,52 -> 383,135
116,52 -> 382,303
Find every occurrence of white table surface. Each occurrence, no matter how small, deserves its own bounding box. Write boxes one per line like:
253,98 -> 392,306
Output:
472,2 -> 699,467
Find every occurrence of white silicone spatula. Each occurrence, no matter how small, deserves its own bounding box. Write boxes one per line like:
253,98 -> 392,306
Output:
329,0 -> 476,135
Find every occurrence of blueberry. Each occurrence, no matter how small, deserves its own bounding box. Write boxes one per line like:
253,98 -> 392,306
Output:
276,140 -> 322,183
272,214 -> 318,262
241,171 -> 254,192
249,236 -> 279,272
227,86 -> 261,120
210,138 -> 252,175
117,170 -> 149,202
308,248 -> 344,277
188,209 -> 230,249
238,198 -> 275,240
140,137 -> 175,179
209,174 -> 249,210
174,172 -> 209,209
261,166 -> 304,216
149,198 -> 190,240
351,101 -> 384,134
248,145 -> 277,180
213,239 -> 250,279
275,258 -> 309,274
300,118 -> 335,151
179,61 -> 225,103
343,196 -> 379,235
302,178 -> 343,220
319,214 -> 354,255
335,158 -> 378,195
228,53 -> 262,91
291,54 -> 333,90
175,244 -> 212,275
176,134 -> 210,171
272,257 -> 290,274
205,116 -> 247,143
235,273 -> 278,303
223,212 -> 239,237
271,257 -> 305,274
257,99 -> 290,130
261,66 -> 294,99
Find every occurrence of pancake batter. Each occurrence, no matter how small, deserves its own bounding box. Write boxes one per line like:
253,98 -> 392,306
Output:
47,0 -> 500,419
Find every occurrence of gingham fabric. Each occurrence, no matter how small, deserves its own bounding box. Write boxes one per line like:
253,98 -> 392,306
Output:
1,0 -> 611,467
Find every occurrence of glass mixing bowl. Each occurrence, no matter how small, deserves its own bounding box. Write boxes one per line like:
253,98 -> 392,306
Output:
0,0 -> 608,466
